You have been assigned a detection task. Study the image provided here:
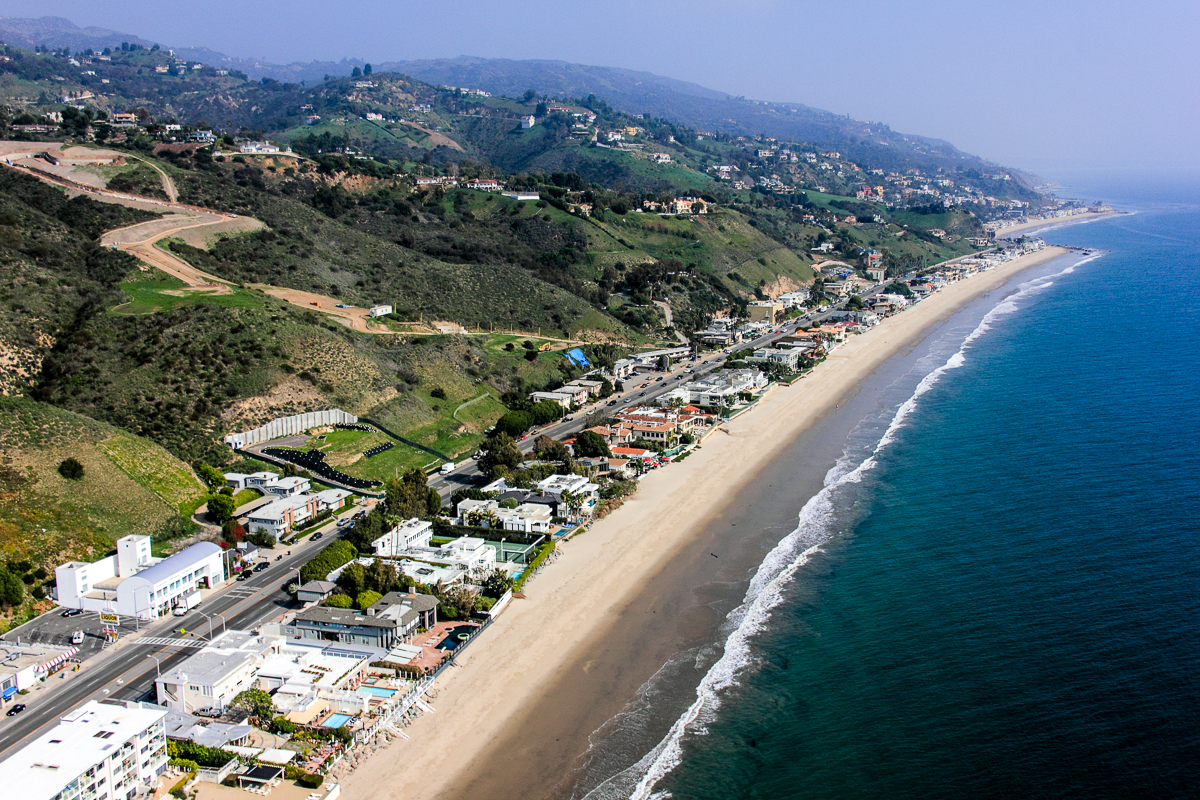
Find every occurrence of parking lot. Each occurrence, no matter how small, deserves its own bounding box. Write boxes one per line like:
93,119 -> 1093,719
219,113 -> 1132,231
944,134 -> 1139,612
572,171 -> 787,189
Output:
3,608 -> 150,663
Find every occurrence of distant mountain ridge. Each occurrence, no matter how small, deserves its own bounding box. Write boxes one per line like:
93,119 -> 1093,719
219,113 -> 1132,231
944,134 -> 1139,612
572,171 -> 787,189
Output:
0,15 -> 1010,175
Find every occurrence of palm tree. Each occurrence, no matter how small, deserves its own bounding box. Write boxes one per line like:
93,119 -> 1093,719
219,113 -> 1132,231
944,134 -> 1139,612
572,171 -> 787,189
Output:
560,489 -> 584,520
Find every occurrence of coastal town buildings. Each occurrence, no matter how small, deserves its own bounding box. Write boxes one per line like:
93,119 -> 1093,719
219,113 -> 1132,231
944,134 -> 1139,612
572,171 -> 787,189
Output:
54,538 -> 225,619
5,700 -> 168,800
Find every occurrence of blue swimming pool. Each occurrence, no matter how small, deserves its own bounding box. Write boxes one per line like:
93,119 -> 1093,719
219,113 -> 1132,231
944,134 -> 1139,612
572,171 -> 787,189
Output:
321,713 -> 353,728
356,686 -> 396,698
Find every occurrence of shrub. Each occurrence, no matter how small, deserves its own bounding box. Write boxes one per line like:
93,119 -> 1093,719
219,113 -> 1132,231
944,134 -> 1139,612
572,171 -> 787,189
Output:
272,716 -> 297,735
356,589 -> 382,611
206,493 -> 237,523
325,594 -> 352,608
298,772 -> 325,789
300,540 -> 358,583
430,387 -> 446,400
57,457 -> 84,480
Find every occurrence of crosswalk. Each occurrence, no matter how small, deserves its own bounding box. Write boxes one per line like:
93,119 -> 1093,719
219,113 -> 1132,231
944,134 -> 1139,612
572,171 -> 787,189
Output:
224,588 -> 259,598
130,636 -> 207,649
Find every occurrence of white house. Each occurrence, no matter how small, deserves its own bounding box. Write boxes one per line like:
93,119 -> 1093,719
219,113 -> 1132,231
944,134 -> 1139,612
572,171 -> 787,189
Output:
224,471 -> 279,490
777,290 -> 810,308
371,518 -> 434,556
155,631 -> 275,714
456,498 -> 554,533
239,141 -> 279,154
520,115 -> 536,129
749,347 -> 801,371
866,266 -> 887,282
55,538 -> 225,619
439,537 -> 497,574
528,391 -> 573,409
247,496 -> 313,539
262,476 -> 310,497
3,700 -> 168,800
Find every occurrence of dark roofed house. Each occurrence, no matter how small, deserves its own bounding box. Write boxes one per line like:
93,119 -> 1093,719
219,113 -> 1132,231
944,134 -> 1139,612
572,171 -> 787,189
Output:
296,580 -> 337,605
286,603 -> 418,649
369,592 -> 439,629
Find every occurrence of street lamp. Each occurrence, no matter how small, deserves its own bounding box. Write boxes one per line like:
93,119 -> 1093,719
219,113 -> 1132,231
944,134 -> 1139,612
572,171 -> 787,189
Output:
146,654 -> 163,678
196,610 -> 226,641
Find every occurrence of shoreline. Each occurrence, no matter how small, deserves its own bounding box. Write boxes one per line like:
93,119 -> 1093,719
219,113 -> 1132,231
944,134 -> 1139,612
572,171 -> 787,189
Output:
342,246 -> 1071,800
994,209 -> 1123,237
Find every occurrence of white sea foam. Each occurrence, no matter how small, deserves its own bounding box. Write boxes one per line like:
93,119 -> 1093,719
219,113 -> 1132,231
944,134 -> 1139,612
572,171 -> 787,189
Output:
619,248 -> 1103,800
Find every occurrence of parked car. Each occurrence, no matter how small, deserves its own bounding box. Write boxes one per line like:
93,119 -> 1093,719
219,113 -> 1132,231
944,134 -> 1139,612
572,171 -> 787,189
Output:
236,572 -> 249,581
60,608 -> 83,618
195,708 -> 222,719
71,630 -> 85,645
172,606 -> 188,617
6,704 -> 26,717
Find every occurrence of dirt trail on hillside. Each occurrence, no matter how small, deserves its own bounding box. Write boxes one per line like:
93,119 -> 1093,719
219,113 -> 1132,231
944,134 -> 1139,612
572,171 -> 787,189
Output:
1,141 -> 593,342
102,214 -> 241,294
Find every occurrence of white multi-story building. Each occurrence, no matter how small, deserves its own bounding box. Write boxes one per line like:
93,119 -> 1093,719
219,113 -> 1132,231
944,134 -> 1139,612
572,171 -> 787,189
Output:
155,631 -> 275,714
244,487 -> 350,540
456,498 -> 554,532
371,518 -> 434,556
4,700 -> 168,800
55,539 -> 225,619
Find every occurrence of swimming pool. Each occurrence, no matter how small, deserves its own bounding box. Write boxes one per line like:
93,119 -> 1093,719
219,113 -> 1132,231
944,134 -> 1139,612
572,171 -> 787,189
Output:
321,713 -> 353,728
356,686 -> 396,698
436,625 -> 479,651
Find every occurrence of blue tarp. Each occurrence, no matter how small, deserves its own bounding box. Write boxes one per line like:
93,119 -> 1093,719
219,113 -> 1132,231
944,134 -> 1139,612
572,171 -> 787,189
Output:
565,348 -> 590,367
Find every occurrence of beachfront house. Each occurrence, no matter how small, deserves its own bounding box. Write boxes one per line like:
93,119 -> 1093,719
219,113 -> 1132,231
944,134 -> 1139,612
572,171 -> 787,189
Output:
456,498 -> 554,532
155,630 -> 277,714
748,347 -> 802,371
371,518 -> 435,556
285,605 -> 416,649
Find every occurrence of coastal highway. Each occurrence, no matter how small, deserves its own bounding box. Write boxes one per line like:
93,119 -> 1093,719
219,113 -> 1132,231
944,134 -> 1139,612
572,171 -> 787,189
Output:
0,296 -> 870,758
0,510 -> 358,760
427,296 -> 862,496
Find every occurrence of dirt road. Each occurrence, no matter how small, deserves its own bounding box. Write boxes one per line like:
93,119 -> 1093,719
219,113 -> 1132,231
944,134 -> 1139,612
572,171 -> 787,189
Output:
1,141 -> 590,343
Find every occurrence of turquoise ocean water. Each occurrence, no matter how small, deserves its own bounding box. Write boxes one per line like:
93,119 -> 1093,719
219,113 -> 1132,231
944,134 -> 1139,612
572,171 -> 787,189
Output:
585,182 -> 1200,799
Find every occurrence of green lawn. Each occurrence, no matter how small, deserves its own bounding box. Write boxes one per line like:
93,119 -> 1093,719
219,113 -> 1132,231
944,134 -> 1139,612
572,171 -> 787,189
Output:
112,271 -> 263,315
283,429 -> 442,482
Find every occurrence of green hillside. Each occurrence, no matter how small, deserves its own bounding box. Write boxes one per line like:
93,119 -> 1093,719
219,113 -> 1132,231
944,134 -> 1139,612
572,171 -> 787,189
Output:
0,397 -> 206,562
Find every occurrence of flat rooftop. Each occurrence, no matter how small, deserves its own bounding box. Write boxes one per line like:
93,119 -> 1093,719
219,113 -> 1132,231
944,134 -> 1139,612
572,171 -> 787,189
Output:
5,701 -> 167,800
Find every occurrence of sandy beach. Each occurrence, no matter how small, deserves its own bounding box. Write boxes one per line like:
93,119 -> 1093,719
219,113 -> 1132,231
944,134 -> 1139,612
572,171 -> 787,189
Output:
995,210 -> 1121,237
341,245 -> 1069,800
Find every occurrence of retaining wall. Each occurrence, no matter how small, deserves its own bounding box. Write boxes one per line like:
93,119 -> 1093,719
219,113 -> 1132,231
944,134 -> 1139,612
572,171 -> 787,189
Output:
224,409 -> 358,448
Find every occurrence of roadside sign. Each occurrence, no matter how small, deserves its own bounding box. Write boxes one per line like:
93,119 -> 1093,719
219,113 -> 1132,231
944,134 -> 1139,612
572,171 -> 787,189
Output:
99,612 -> 119,624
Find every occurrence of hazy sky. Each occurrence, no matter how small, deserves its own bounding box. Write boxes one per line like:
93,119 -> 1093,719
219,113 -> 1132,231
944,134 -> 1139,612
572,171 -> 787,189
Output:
3,0 -> 1196,177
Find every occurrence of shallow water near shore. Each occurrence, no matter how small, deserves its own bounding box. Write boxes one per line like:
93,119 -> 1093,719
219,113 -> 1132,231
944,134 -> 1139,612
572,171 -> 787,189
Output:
571,187 -> 1200,799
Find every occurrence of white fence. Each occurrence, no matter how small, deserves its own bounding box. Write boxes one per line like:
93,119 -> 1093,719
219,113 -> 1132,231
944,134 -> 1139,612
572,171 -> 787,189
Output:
224,409 -> 358,448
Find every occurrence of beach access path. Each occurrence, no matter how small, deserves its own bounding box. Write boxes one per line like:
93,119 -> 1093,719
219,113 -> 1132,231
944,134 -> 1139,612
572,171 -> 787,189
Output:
341,245 -> 1071,800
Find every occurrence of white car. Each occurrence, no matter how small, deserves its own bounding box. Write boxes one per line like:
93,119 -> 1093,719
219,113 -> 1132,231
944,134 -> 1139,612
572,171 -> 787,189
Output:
172,606 -> 188,617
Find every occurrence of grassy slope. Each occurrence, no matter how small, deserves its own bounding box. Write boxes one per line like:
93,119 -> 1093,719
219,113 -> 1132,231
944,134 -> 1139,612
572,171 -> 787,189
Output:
0,397 -> 206,557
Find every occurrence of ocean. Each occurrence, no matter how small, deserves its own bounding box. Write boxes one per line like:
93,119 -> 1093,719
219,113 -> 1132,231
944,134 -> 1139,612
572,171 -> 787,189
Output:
578,181 -> 1200,799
